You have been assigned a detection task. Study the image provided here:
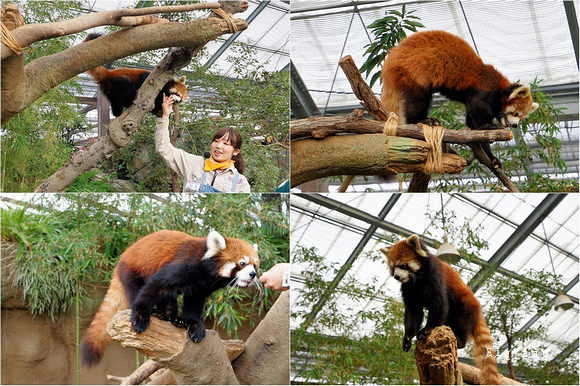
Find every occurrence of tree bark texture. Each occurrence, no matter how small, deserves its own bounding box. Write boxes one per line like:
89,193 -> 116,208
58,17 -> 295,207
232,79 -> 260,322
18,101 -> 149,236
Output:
291,112 -> 514,144
232,291 -> 290,385
291,134 -> 466,188
108,310 -> 240,385
338,55 -> 389,121
107,292 -> 289,385
2,6 -> 247,122
414,326 -> 461,385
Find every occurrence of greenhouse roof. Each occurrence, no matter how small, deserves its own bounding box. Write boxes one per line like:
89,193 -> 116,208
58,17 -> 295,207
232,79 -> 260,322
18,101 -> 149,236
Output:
290,192 -> 579,379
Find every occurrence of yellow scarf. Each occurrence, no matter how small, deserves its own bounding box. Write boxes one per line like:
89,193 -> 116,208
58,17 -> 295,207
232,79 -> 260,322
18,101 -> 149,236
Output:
204,158 -> 235,172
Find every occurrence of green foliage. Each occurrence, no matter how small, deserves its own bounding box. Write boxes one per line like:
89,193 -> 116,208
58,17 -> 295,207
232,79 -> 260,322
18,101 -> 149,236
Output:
1,1 -> 87,192
1,194 -> 289,337
291,245 -> 418,384
66,169 -> 117,192
359,5 -> 424,87
424,206 -> 489,262
483,270 -> 560,348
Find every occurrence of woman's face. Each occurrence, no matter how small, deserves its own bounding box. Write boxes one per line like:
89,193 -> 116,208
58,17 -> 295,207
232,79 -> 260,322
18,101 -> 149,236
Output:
211,133 -> 240,163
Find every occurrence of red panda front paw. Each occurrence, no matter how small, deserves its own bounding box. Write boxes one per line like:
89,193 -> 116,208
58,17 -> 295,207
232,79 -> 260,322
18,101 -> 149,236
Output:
416,327 -> 433,341
402,335 -> 413,352
131,310 -> 151,333
419,118 -> 442,127
490,156 -> 503,171
187,323 -> 206,343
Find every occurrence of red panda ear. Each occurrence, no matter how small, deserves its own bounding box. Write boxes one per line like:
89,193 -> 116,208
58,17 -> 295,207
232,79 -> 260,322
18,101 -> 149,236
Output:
175,76 -> 186,85
406,234 -> 428,257
203,230 -> 226,259
508,84 -> 531,100
253,243 -> 258,253
379,247 -> 389,257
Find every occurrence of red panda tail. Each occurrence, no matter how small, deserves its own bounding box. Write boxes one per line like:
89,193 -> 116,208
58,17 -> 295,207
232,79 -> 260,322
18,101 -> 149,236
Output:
472,315 -> 501,384
81,269 -> 127,366
85,65 -> 110,84
380,64 -> 405,123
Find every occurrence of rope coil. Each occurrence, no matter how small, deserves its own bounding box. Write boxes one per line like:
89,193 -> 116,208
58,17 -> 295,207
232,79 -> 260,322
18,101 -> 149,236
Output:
1,22 -> 24,55
383,112 -> 399,136
212,8 -> 238,34
422,124 -> 446,174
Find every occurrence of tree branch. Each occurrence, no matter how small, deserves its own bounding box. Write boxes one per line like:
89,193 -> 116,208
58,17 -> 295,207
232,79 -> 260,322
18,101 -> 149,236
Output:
232,291 -> 290,385
107,310 -> 240,385
291,111 -> 514,144
1,3 -> 227,60
2,15 -> 247,122
291,133 -> 466,187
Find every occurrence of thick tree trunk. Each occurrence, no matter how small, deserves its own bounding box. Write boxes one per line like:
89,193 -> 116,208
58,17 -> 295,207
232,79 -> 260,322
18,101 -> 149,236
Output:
2,4 -> 247,122
107,292 -> 290,385
232,291 -> 290,385
291,134 -> 466,187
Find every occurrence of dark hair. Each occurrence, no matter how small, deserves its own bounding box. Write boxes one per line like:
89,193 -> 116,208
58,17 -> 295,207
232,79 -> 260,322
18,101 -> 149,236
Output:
212,127 -> 245,174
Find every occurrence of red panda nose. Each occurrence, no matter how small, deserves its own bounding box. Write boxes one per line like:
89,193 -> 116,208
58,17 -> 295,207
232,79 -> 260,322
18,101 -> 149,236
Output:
249,271 -> 256,278
394,274 -> 401,281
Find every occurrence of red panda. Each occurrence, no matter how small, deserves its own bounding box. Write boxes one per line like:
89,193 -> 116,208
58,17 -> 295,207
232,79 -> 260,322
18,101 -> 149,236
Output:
81,230 -> 260,366
83,33 -> 188,117
381,30 -> 538,169
380,234 -> 500,385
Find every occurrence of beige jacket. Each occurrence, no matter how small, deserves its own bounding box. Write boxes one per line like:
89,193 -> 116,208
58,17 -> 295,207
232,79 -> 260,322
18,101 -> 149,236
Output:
155,118 -> 251,193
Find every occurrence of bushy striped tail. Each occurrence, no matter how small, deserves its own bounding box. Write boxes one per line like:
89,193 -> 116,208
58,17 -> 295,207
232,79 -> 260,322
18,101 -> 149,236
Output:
472,316 -> 500,384
380,65 -> 405,123
81,269 -> 127,366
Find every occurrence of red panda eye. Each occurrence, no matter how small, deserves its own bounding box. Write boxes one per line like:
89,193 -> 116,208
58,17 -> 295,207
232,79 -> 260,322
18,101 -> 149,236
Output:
240,261 -> 246,267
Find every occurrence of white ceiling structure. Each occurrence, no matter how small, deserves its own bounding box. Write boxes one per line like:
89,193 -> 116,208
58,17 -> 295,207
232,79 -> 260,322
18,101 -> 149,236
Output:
290,192 -> 579,380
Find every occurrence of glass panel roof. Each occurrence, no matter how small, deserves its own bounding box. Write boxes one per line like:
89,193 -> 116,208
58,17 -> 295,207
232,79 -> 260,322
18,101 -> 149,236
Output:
290,192 -> 579,365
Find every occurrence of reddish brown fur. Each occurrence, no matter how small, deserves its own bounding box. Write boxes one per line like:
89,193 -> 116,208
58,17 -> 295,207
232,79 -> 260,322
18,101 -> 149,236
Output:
86,66 -> 149,85
381,30 -> 534,126
382,236 -> 500,384
81,230 -> 258,366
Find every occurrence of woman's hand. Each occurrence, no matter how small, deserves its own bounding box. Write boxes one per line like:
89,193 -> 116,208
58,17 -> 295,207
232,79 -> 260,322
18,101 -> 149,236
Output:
161,93 -> 175,119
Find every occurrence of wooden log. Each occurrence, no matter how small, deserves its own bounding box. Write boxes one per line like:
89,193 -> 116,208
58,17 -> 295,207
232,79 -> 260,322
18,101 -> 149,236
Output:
291,112 -> 513,144
291,134 -> 466,187
338,56 -> 389,121
107,310 -> 239,385
415,326 -> 461,385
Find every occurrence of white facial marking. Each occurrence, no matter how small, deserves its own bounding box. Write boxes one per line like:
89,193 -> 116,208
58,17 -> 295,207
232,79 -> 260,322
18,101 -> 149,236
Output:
219,262 -> 236,278
408,261 -> 421,272
235,265 -> 256,287
203,230 -> 226,259
393,267 -> 410,283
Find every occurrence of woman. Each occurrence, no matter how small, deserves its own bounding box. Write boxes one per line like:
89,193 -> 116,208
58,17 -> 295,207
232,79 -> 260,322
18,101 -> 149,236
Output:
155,94 -> 251,193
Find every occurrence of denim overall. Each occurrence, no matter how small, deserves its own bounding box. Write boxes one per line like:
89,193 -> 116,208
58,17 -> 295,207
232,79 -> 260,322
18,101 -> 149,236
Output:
198,170 -> 240,193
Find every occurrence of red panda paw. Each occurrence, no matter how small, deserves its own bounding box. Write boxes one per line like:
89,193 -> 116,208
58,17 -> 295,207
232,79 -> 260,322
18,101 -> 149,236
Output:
402,335 -> 413,352
419,118 -> 442,127
490,156 -> 503,171
416,326 -> 433,341
131,309 -> 151,333
187,323 -> 206,343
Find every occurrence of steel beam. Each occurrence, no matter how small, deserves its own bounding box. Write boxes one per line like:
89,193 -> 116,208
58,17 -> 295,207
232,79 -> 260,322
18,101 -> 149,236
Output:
300,193 -> 401,330
468,194 -> 567,293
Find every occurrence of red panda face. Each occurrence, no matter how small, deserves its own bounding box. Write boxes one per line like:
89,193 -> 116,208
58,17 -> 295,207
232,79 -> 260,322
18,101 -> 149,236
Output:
379,234 -> 427,284
168,76 -> 188,104
204,231 -> 260,287
500,84 -> 539,128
